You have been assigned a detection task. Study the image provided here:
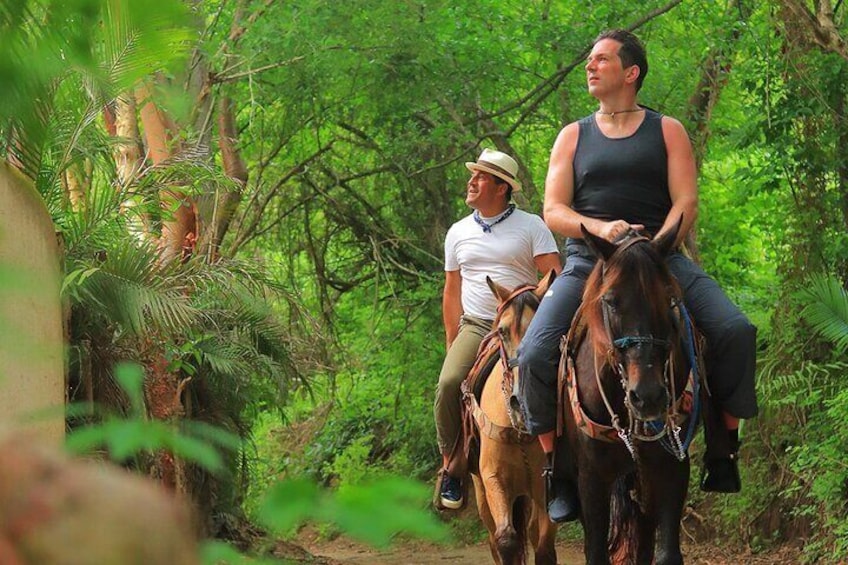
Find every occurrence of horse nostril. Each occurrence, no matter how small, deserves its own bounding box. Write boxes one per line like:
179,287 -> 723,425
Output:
628,386 -> 668,413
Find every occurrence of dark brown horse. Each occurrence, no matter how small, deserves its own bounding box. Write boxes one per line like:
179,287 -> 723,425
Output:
562,221 -> 699,565
466,272 -> 557,565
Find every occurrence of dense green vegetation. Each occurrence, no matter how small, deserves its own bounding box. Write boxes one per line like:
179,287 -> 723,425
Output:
2,0 -> 848,562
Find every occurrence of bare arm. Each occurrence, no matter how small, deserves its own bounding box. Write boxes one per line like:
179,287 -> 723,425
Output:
658,117 -> 698,246
443,270 -> 463,349
543,123 -> 642,242
534,252 -> 562,276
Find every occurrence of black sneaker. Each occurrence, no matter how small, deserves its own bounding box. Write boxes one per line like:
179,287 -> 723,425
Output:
439,472 -> 463,509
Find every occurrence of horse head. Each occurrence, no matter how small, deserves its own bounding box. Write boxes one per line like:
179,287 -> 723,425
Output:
580,218 -> 683,422
486,270 -> 556,357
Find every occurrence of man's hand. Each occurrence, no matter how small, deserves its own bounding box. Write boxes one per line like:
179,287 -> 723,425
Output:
596,220 -> 645,243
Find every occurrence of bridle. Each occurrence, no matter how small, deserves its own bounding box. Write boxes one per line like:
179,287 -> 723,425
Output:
592,236 -> 692,461
460,283 -> 542,445
495,285 -> 540,433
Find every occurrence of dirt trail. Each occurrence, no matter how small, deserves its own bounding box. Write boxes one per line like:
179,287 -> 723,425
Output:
298,532 -> 798,565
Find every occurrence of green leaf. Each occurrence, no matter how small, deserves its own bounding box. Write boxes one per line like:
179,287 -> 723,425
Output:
165,432 -> 224,474
199,540 -> 280,565
113,361 -> 146,415
799,274 -> 848,353
257,477 -> 322,534
332,477 -> 447,547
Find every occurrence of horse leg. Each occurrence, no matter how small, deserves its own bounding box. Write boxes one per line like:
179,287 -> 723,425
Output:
471,473 -> 502,564
532,505 -> 557,565
480,471 -> 525,565
651,458 -> 689,565
527,461 -> 557,565
579,470 -> 612,565
633,512 -> 657,565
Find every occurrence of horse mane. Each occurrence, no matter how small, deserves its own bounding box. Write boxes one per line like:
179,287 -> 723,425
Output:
581,236 -> 680,359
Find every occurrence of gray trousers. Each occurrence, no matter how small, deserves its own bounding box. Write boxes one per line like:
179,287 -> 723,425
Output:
517,241 -> 758,436
434,315 -> 492,454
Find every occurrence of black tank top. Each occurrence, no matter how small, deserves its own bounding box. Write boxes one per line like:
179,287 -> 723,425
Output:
572,109 -> 670,237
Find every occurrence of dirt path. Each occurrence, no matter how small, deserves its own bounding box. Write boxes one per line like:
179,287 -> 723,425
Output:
298,531 -> 799,564
299,532 -> 583,564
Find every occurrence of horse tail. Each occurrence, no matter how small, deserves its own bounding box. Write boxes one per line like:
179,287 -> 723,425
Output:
608,473 -> 640,564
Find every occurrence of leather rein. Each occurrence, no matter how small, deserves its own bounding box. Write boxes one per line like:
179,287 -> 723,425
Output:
565,236 -> 701,461
462,284 -> 539,444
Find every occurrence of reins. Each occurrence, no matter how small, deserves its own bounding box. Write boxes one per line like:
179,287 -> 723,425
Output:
462,284 -> 540,444
571,236 -> 701,462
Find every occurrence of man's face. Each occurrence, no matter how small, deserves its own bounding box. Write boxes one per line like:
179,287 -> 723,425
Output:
465,170 -> 505,210
585,38 -> 631,97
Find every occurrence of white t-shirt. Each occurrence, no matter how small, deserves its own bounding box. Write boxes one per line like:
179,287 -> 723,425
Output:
444,208 -> 558,320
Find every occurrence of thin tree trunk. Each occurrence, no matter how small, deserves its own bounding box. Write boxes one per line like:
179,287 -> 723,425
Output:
780,0 -> 848,61
136,79 -> 196,264
114,94 -> 144,186
683,0 -> 749,262
196,96 -> 245,260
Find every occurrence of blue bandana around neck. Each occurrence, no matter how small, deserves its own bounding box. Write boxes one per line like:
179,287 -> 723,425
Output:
473,204 -> 516,233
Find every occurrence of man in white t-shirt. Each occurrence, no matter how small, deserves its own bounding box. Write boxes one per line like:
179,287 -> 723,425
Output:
434,148 -> 560,509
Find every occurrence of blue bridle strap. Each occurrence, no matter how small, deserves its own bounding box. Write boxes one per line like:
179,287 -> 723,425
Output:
676,300 -> 700,453
612,335 -> 671,350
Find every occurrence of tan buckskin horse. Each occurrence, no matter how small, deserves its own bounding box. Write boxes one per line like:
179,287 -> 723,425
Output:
464,272 -> 557,565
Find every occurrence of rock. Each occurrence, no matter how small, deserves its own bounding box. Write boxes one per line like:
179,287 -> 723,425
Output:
0,434 -> 198,564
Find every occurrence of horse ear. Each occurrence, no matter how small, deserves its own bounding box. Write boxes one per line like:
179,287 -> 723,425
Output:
652,214 -> 683,257
486,276 -> 512,304
580,224 -> 617,261
535,269 -> 557,299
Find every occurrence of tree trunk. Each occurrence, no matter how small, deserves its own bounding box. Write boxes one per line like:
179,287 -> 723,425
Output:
780,0 -> 848,61
683,0 -> 749,263
136,79 -> 196,264
196,96 -> 245,260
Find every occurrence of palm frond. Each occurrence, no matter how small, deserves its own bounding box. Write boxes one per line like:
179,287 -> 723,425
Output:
1,0 -> 191,178
799,274 -> 848,353
99,0 -> 193,97
758,360 -> 847,404
69,240 -> 200,337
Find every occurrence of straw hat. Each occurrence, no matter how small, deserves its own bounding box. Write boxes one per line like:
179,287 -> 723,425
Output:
465,148 -> 522,192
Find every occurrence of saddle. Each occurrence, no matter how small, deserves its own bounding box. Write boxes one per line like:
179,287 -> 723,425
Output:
445,329 -> 533,481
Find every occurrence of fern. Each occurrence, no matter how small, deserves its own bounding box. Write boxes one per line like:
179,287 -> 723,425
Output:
799,274 -> 848,354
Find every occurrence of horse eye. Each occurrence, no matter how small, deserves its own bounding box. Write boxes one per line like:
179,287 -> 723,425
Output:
602,294 -> 617,310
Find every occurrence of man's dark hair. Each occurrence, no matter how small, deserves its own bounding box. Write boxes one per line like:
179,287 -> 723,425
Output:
594,29 -> 648,92
493,176 -> 513,202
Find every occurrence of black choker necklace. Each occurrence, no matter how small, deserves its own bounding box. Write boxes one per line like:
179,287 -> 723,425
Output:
473,204 -> 515,233
596,107 -> 644,119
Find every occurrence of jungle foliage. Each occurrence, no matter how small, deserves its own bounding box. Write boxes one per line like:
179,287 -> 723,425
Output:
2,0 -> 848,561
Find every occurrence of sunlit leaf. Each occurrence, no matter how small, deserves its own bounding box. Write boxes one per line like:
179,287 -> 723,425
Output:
257,477 -> 322,534
114,361 -> 145,414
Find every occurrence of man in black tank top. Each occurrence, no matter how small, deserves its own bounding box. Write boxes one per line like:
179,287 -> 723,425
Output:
517,29 -> 758,523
